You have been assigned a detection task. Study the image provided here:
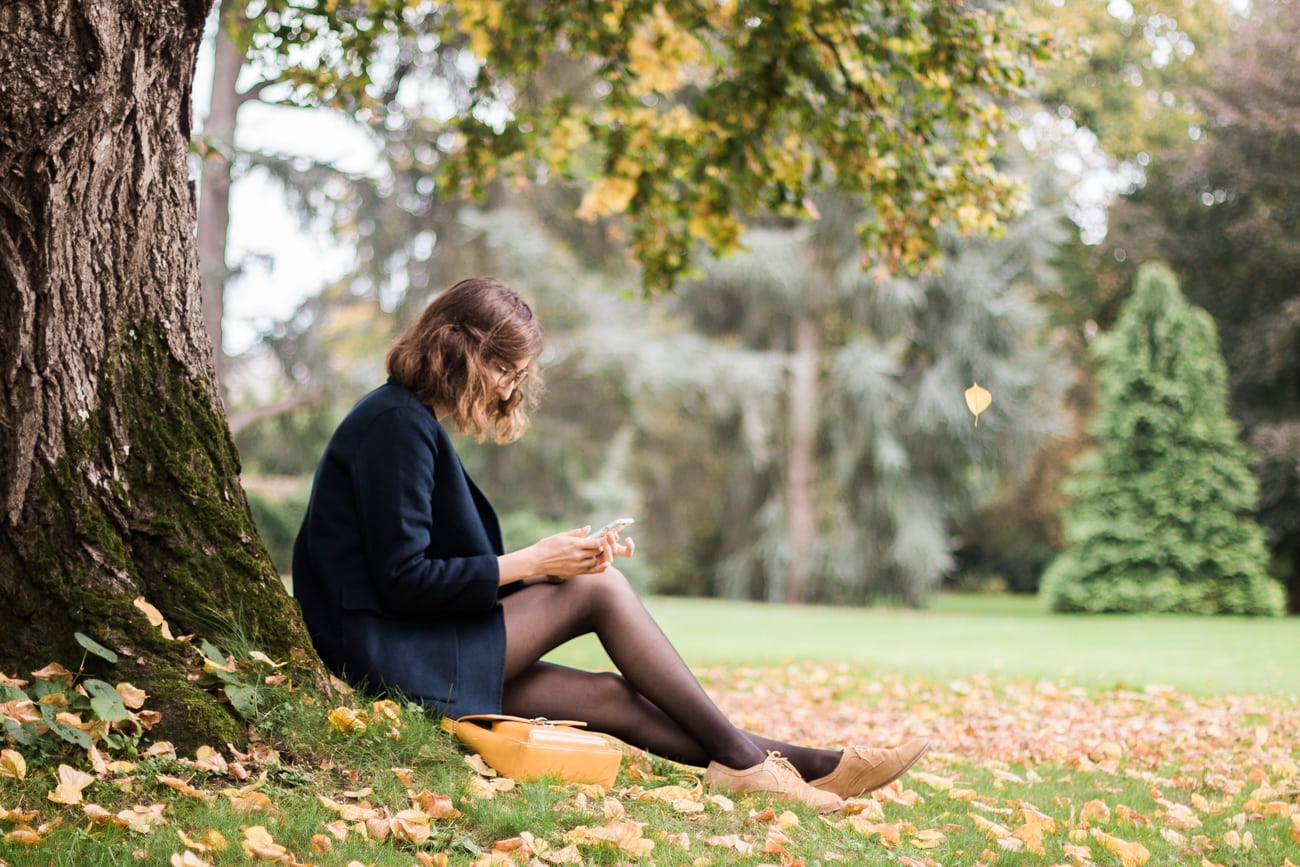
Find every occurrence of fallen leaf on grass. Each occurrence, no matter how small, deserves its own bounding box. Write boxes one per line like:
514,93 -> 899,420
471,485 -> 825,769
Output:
241,825 -> 291,861
177,829 -> 228,853
566,819 -> 655,856
0,749 -> 25,780
705,833 -> 754,855
157,775 -> 213,801
910,771 -> 955,790
169,852 -> 213,867
47,764 -> 95,805
848,819 -> 905,847
1092,828 -> 1150,866
1081,799 -> 1111,823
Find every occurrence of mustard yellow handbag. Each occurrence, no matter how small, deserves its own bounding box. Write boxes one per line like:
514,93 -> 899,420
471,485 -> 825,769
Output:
440,714 -> 623,787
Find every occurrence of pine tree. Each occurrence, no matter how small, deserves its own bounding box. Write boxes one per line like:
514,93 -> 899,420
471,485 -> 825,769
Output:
1041,263 -> 1284,614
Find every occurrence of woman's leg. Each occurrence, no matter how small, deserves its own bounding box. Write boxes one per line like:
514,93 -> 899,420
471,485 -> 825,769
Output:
499,570 -> 840,780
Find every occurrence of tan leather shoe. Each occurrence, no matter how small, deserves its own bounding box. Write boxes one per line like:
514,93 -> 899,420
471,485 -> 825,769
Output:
807,738 -> 931,798
705,751 -> 845,814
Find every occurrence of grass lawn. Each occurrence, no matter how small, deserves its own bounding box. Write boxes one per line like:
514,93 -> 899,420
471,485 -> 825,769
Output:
547,593 -> 1300,696
2,593 -> 1298,866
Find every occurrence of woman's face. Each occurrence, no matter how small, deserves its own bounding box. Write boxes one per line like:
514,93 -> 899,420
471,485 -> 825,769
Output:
488,357 -> 533,402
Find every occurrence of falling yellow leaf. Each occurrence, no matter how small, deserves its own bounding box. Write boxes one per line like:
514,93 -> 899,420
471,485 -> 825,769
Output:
48,764 -> 96,805
0,748 -> 26,780
964,382 -> 992,427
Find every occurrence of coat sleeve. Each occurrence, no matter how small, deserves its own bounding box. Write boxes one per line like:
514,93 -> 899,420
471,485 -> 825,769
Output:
347,406 -> 501,617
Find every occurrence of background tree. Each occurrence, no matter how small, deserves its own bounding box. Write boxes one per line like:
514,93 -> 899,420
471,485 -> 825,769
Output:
1040,263 -> 1284,615
1088,0 -> 1300,610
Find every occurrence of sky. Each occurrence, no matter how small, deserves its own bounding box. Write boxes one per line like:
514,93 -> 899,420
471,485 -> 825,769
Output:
193,15 -> 379,355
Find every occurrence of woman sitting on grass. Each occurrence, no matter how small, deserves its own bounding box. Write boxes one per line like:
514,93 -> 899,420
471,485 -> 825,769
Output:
292,276 -> 929,813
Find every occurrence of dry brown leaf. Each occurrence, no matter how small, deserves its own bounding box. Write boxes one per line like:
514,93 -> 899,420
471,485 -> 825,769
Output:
31,662 -> 75,685
0,749 -> 25,780
133,597 -> 176,640
177,829 -> 228,853
47,764 -> 95,805
705,833 -> 754,855
1081,799 -> 1112,824
241,825 -> 290,861
156,775 -> 211,801
1092,828 -> 1151,866
116,682 -> 148,709
169,851 -> 213,867
117,803 -> 168,834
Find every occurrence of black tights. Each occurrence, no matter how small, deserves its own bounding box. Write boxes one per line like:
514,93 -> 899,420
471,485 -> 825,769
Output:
499,569 -> 841,779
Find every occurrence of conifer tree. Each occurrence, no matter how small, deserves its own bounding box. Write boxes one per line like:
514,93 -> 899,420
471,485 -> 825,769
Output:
1041,263 -> 1284,614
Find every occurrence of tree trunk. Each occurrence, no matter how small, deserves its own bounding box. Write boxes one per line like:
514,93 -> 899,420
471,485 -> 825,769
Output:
0,0 -> 321,753
196,0 -> 242,395
785,315 -> 818,604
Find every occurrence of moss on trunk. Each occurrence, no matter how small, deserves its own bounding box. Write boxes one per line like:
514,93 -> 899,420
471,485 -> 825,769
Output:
2,323 -> 322,754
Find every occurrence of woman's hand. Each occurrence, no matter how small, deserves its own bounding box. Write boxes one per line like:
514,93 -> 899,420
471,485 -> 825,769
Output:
501,526 -> 638,585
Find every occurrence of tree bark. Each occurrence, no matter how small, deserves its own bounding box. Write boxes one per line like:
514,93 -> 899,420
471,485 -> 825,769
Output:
0,0 -> 320,753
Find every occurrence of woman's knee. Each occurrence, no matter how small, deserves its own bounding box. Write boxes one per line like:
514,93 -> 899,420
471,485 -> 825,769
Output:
564,568 -> 638,611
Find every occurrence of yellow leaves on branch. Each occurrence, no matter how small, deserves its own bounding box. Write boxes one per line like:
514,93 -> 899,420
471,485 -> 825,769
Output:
576,176 -> 639,222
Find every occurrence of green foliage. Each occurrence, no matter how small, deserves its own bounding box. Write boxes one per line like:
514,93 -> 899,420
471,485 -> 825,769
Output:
1023,0 -> 1228,161
1086,0 -> 1300,610
1041,263 -> 1284,615
245,488 -> 309,576
444,0 -> 1051,289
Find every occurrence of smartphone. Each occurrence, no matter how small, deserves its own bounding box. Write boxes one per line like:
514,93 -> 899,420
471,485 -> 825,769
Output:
589,517 -> 635,538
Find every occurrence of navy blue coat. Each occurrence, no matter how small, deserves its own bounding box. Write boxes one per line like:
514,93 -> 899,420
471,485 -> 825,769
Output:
292,381 -> 520,715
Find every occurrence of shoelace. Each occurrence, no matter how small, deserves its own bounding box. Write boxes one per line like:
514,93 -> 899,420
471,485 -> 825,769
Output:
764,751 -> 802,778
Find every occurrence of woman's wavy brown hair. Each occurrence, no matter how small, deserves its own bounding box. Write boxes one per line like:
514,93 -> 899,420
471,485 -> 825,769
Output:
386,277 -> 543,443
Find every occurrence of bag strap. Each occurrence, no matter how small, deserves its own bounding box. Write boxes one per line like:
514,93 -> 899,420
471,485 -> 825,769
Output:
454,713 -> 589,728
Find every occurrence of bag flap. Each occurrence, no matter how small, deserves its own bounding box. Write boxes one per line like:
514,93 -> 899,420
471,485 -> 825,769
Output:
454,713 -> 589,729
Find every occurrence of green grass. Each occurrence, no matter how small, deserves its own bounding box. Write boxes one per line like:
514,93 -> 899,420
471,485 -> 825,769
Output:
2,594 -> 1298,866
547,593 -> 1300,695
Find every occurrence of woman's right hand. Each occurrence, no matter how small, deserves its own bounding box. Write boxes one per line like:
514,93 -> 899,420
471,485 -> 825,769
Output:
500,527 -> 609,585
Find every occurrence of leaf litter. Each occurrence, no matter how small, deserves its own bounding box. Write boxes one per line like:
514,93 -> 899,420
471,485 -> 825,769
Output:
1,659 -> 1298,865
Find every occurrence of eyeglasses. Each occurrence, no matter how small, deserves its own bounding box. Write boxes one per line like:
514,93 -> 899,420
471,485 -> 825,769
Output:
495,363 -> 530,386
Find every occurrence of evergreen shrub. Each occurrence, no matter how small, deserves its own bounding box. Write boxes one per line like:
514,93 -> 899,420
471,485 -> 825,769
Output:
1040,263 -> 1284,615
